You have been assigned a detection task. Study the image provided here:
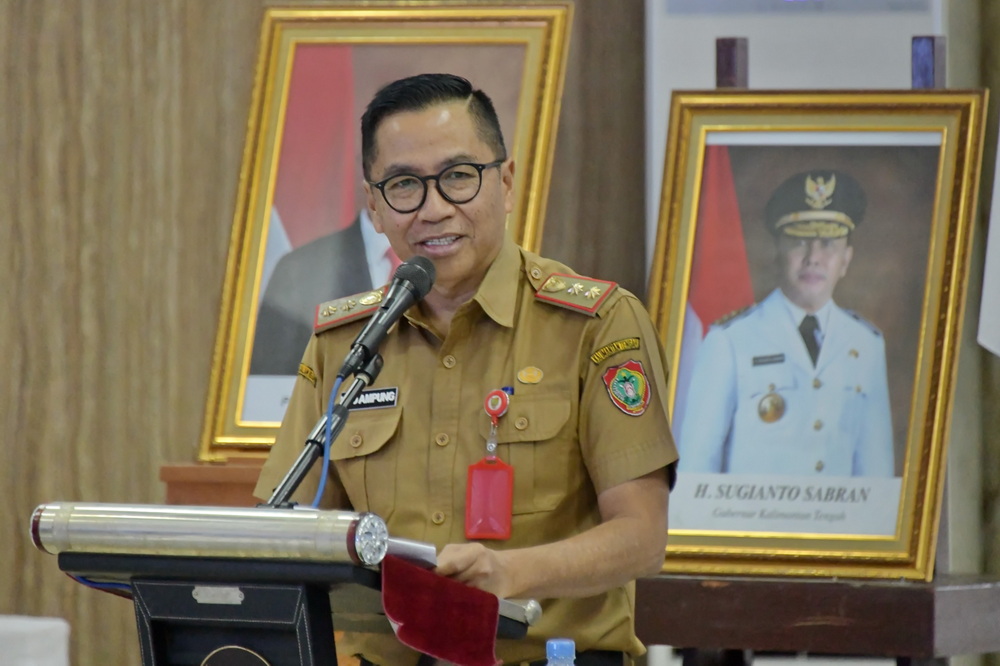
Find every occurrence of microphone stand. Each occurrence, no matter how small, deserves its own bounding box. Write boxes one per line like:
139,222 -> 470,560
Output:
264,354 -> 384,508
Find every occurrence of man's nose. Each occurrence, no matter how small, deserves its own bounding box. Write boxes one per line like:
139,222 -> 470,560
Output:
803,240 -> 821,263
417,179 -> 455,220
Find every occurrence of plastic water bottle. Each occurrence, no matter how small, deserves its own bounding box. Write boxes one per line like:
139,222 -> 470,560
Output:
545,638 -> 576,665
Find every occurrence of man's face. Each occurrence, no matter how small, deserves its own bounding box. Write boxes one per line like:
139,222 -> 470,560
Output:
775,235 -> 854,313
364,101 -> 514,296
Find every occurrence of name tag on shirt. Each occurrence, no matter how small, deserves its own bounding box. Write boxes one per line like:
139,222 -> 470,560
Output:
752,354 -> 785,366
341,387 -> 399,410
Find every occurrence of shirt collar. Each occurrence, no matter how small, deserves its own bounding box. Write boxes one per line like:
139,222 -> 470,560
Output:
471,237 -> 521,328
778,289 -> 834,331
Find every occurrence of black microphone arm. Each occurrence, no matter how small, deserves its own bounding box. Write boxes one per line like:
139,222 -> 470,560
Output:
337,255 -> 435,379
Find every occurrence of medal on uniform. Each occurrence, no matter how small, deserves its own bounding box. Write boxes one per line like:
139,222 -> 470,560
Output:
466,388 -> 514,540
758,385 -> 786,423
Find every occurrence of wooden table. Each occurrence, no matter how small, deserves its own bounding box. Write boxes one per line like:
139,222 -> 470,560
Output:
635,574 -> 1000,666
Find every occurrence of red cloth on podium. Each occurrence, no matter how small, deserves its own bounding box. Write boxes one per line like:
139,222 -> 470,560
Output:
381,554 -> 500,666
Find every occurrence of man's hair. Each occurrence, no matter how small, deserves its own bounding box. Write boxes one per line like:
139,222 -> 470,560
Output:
361,73 -> 507,180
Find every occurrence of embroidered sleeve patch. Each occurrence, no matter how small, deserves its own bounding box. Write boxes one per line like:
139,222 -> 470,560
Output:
590,337 -> 641,364
602,360 -> 650,416
298,363 -> 317,387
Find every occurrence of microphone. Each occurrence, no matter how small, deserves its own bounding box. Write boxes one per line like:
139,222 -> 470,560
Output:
337,255 -> 436,379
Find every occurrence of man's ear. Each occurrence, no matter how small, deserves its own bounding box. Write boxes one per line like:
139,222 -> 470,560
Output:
501,159 -> 516,214
363,181 -> 384,233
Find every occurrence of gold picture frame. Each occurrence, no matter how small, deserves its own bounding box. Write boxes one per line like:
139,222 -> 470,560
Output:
199,3 -> 572,461
650,90 -> 987,580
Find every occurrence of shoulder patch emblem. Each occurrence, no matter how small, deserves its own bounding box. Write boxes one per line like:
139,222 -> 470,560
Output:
844,309 -> 883,337
314,286 -> 387,334
602,359 -> 650,416
536,272 -> 617,317
297,363 -> 317,386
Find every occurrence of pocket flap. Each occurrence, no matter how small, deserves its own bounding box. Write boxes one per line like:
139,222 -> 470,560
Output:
329,408 -> 403,460
477,394 -> 571,443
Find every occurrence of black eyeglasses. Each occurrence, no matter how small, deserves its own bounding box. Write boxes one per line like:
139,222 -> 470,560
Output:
368,159 -> 506,214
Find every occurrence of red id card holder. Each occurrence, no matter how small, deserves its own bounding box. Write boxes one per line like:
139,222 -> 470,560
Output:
465,456 -> 513,540
465,388 -> 514,540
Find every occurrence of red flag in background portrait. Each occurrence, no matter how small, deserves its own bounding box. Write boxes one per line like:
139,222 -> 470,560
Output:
673,145 -> 754,437
272,44 -> 357,249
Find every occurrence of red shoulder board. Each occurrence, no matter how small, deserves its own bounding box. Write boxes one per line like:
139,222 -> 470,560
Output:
535,273 -> 617,317
313,286 -> 387,334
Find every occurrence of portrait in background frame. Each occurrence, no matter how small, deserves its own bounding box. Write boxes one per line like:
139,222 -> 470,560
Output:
199,4 -> 573,460
647,90 -> 986,580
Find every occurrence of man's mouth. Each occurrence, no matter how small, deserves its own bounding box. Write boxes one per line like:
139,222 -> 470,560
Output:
420,235 -> 460,247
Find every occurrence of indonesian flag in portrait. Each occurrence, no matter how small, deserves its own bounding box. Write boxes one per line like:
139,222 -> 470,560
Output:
672,144 -> 755,438
261,45 -> 357,298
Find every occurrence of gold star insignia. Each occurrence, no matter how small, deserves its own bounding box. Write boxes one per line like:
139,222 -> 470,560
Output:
342,300 -> 357,311
568,283 -> 584,295
585,287 -> 602,300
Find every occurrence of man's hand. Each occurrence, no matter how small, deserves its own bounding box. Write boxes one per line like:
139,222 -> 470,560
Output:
434,542 -> 515,598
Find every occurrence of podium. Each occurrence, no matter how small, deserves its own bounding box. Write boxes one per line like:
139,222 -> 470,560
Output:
34,503 -> 536,666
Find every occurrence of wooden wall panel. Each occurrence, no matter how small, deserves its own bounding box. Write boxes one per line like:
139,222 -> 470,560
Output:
0,1 -> 645,664
0,1 -> 261,663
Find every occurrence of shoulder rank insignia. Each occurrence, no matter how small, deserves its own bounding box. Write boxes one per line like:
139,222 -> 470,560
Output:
713,304 -> 755,328
844,309 -> 883,337
313,286 -> 387,334
535,272 -> 617,317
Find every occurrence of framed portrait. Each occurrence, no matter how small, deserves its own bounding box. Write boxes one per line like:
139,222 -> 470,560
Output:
198,3 -> 572,461
649,90 -> 987,579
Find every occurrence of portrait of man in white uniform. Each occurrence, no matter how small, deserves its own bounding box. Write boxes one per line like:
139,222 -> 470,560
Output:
678,169 -> 894,477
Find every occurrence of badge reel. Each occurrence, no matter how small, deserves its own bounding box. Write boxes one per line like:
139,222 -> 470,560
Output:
465,388 -> 514,540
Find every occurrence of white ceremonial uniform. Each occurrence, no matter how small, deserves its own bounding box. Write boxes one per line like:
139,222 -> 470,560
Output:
678,288 -> 894,477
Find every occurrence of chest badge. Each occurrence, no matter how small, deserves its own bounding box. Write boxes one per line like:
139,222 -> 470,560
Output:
516,366 -> 544,384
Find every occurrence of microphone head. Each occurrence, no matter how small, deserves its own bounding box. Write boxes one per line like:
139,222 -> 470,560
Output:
393,256 -> 436,299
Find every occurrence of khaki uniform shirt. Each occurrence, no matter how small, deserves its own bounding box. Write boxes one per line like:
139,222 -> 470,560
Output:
255,239 -> 678,665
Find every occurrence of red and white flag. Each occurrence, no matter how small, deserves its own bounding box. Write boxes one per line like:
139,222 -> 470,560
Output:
673,145 -> 755,435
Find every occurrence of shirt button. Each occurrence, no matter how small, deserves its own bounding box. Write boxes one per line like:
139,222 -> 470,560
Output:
434,433 -> 450,447
442,355 -> 457,369
813,378 -> 822,389
856,385 -> 863,393
349,433 -> 364,448
813,420 -> 823,431
431,511 -> 446,525
815,460 -> 825,472
530,266 -> 543,280
514,416 -> 529,430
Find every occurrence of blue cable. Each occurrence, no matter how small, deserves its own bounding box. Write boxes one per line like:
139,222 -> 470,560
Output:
310,375 -> 343,508
70,574 -> 131,594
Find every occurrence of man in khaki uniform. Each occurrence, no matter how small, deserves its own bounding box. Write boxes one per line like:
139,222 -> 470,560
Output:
255,73 -> 678,666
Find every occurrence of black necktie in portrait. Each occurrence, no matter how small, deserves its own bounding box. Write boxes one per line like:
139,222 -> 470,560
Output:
799,314 -> 821,366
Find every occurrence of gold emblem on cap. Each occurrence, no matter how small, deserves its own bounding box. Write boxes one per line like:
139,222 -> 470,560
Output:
517,366 -> 544,384
359,291 -> 383,306
758,391 -> 785,423
542,276 -> 567,292
805,174 -> 836,209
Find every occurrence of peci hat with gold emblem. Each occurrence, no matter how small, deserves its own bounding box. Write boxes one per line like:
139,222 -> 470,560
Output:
764,170 -> 866,239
